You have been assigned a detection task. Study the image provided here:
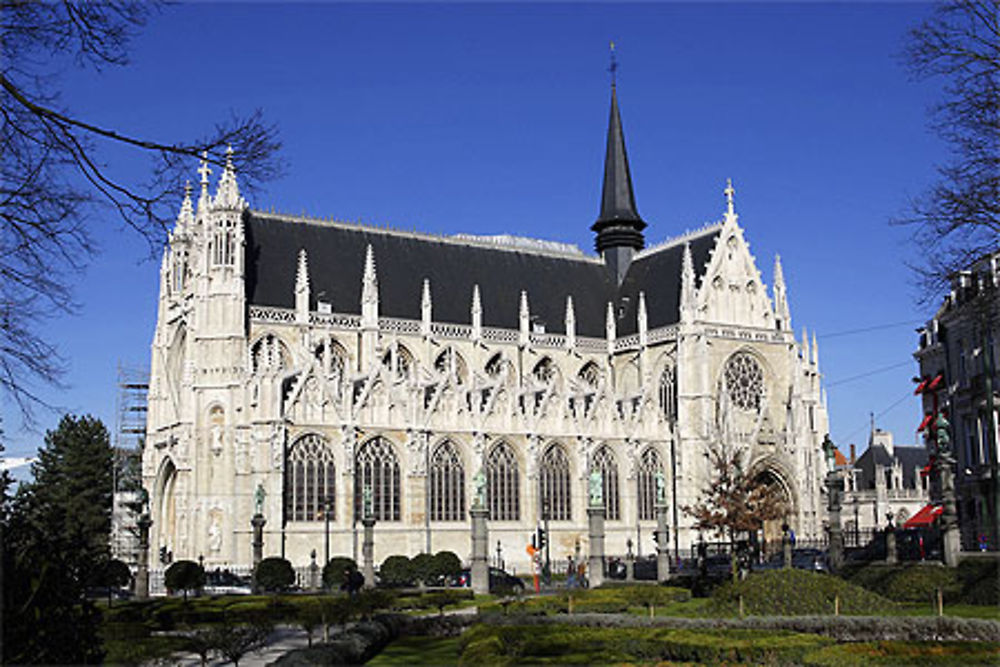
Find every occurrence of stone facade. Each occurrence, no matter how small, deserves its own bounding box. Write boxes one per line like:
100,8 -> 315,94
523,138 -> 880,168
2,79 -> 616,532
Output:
143,97 -> 832,572
914,251 -> 1000,550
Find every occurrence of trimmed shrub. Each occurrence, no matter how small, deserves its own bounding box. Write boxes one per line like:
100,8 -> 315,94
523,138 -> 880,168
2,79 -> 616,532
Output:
411,552 -> 436,586
322,556 -> 358,590
379,555 -> 415,587
254,557 -> 296,593
802,640 -> 1000,666
711,569 -> 894,616
164,560 -> 205,599
431,550 -> 462,583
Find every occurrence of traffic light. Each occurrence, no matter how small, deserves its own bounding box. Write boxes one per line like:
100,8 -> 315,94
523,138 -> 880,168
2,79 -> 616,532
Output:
159,546 -> 168,564
935,412 -> 951,451
536,527 -> 547,550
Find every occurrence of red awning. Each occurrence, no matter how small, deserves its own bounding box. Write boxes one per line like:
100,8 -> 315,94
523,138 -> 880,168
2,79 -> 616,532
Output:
903,504 -> 943,528
917,413 -> 933,432
927,374 -> 943,391
914,379 -> 928,395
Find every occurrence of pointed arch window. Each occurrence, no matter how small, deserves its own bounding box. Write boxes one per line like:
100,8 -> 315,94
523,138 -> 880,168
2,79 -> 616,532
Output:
533,357 -> 558,386
578,361 -> 603,389
285,434 -> 336,522
591,446 -> 620,520
212,219 -> 237,267
539,443 -> 571,521
434,348 -> 468,384
314,337 -> 347,384
637,447 -> 664,521
486,441 -> 519,521
382,344 -> 414,382
251,334 -> 289,374
429,440 -> 465,521
659,366 -> 678,421
354,437 -> 401,521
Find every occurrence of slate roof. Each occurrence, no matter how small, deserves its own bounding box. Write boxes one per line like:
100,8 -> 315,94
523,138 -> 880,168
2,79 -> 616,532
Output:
244,213 -> 720,339
855,445 -> 929,490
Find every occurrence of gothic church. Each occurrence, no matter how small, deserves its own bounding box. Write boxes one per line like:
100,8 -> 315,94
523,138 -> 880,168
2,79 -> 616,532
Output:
143,82 -> 830,572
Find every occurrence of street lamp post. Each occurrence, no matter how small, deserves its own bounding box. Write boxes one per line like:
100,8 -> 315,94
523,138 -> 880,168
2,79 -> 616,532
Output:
496,540 -> 503,569
853,497 -> 860,547
323,495 -> 332,568
541,498 -> 551,582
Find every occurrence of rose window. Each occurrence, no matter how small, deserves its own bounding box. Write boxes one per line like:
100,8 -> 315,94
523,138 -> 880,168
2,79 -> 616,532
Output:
723,353 -> 764,412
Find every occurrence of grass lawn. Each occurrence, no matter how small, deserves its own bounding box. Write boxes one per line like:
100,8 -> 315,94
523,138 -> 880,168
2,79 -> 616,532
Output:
366,635 -> 463,666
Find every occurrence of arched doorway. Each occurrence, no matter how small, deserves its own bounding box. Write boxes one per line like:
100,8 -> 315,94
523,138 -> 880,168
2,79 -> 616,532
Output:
155,458 -> 178,562
752,468 -> 793,557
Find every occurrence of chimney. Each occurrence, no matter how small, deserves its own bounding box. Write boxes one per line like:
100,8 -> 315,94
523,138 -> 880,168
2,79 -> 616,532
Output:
849,444 -> 856,464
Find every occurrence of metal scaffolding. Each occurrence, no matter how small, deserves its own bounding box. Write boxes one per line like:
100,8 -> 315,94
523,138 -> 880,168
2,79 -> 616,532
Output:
111,362 -> 149,565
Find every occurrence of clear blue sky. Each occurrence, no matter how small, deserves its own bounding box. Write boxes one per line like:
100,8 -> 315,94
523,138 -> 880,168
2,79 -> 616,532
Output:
4,2 -> 947,472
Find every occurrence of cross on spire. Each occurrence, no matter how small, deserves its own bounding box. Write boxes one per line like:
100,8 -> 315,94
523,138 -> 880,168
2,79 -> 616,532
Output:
724,178 -> 735,217
198,151 -> 211,186
609,40 -> 618,87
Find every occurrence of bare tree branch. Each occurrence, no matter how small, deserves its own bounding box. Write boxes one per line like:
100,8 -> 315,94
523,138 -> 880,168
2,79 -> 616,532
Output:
895,0 -> 1000,303
0,1 -> 283,423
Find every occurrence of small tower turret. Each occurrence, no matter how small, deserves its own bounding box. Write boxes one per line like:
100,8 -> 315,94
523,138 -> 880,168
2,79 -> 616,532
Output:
773,254 -> 791,331
471,284 -> 482,343
680,242 -> 697,324
295,249 -> 310,324
519,291 -> 530,347
565,295 -> 576,351
421,278 -> 432,337
605,301 -> 616,356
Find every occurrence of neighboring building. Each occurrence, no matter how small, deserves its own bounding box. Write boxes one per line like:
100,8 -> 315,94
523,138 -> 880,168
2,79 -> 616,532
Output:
915,251 -> 1000,551
142,83 -> 832,571
839,429 -> 929,543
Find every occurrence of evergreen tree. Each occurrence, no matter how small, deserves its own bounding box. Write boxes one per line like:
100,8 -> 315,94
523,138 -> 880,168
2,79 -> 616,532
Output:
2,414 -> 113,663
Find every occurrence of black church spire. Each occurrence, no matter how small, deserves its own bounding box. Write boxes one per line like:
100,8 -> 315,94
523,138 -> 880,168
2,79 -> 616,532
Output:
592,69 -> 646,284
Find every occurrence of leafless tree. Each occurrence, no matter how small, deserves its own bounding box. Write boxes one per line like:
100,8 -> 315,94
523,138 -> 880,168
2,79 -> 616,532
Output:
897,0 -> 999,301
1,2 -> 282,421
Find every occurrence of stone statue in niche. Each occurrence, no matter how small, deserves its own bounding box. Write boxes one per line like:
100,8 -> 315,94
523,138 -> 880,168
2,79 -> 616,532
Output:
207,511 -> 222,553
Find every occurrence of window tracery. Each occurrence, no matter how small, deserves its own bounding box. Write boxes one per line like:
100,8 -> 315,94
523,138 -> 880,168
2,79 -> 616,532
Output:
578,361 -> 603,389
433,348 -> 468,384
314,338 -> 346,383
723,353 -> 765,412
251,334 -> 289,374
539,443 -> 571,521
486,441 -> 519,521
533,357 -> 558,386
637,447 -> 663,521
429,440 -> 464,521
285,434 -> 335,522
382,344 -> 414,382
658,366 -> 678,421
354,436 -> 401,521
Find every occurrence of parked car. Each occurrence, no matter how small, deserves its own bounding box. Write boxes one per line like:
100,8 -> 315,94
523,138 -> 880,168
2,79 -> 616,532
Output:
203,569 -> 252,595
455,567 -> 525,592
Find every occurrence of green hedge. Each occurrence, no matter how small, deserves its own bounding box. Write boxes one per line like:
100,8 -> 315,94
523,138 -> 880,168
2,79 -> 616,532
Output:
479,585 -> 692,617
458,624 -> 834,665
711,569 -> 894,616
844,561 -> 998,606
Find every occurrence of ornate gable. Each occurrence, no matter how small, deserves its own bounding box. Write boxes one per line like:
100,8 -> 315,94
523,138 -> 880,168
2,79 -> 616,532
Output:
697,181 -> 775,328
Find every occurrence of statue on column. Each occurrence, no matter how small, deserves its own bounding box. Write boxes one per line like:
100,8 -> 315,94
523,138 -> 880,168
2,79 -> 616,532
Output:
472,468 -> 487,509
254,483 -> 266,516
588,469 -> 603,508
655,469 -> 666,505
